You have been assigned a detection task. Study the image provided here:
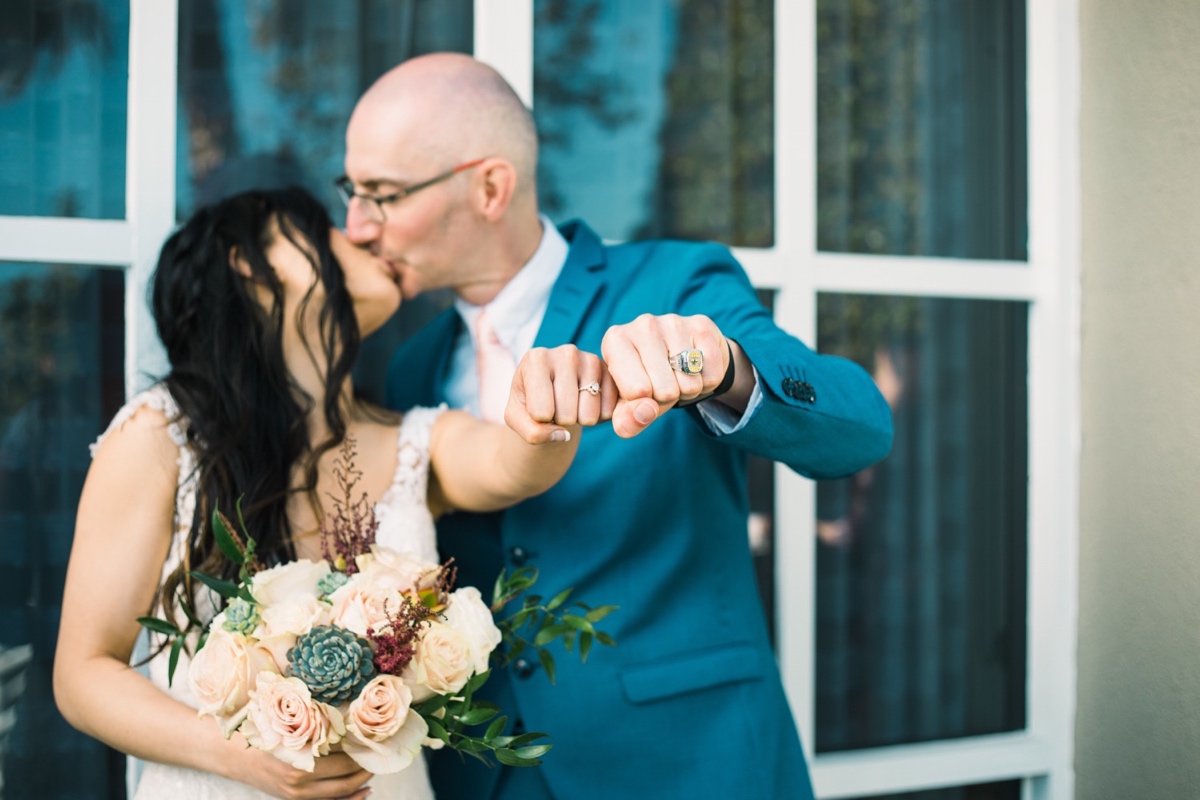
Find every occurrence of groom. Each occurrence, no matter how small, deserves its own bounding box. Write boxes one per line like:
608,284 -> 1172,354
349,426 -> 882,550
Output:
342,53 -> 893,799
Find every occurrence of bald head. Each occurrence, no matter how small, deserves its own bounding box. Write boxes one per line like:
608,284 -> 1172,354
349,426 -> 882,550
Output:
349,54 -> 538,201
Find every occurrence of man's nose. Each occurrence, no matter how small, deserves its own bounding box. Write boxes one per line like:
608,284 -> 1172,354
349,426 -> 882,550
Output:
343,201 -> 381,245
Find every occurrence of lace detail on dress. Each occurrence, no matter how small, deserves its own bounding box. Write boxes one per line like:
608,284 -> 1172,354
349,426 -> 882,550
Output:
91,385 -> 199,587
373,405 -> 447,566
380,404 -> 448,508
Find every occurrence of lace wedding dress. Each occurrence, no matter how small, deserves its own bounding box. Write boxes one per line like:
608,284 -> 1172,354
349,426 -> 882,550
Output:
92,385 -> 443,800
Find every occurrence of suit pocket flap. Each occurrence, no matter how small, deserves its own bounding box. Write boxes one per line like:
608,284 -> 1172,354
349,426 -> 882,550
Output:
619,643 -> 764,705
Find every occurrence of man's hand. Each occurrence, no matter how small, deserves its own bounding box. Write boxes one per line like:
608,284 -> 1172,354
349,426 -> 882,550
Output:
505,345 -> 618,443
601,313 -> 741,438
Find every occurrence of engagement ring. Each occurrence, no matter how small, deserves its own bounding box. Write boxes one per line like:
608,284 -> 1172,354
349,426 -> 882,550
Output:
580,381 -> 601,395
669,349 -> 704,375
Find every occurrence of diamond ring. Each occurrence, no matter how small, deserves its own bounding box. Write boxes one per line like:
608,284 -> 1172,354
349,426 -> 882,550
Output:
669,349 -> 704,375
579,381 -> 600,395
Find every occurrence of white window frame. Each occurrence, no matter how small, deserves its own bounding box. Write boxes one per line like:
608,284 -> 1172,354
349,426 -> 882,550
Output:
0,0 -> 1080,796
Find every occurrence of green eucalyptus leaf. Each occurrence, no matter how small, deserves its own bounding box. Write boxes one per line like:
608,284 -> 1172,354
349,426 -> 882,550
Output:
579,631 -> 593,663
211,509 -> 245,565
562,628 -> 577,652
137,617 -> 181,636
187,571 -> 239,599
167,635 -> 184,688
505,731 -> 550,747
464,669 -> 491,694
561,614 -> 595,634
484,715 -> 508,743
417,693 -> 452,715
584,605 -> 618,623
495,748 -> 540,767
425,717 -> 451,745
492,569 -> 507,607
545,588 -> 572,611
456,706 -> 499,727
514,744 -> 552,760
595,631 -> 617,647
532,623 -> 569,648
537,648 -> 556,684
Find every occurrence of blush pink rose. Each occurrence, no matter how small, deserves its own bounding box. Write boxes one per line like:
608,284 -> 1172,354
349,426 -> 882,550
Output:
240,673 -> 345,772
249,559 -> 329,606
186,628 -> 277,738
341,675 -> 429,774
328,580 -> 405,638
255,594 -> 333,672
355,546 -> 438,592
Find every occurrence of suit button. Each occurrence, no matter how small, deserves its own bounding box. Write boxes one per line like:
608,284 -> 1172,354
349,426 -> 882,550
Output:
513,658 -> 536,679
509,546 -> 529,566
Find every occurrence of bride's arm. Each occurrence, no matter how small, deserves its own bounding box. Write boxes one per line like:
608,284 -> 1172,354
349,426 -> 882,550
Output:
53,407 -> 371,800
428,344 -> 613,514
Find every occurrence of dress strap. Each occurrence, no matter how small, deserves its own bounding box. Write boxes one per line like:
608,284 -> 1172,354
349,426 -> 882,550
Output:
89,384 -> 187,458
379,405 -> 448,509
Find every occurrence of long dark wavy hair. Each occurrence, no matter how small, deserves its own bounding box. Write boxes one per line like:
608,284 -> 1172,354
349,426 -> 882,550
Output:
151,187 -> 361,623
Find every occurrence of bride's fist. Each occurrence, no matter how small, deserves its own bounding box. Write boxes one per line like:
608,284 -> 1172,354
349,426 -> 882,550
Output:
505,345 -> 616,444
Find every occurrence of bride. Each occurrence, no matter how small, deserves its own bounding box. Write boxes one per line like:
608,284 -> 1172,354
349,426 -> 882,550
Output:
52,187 -> 610,799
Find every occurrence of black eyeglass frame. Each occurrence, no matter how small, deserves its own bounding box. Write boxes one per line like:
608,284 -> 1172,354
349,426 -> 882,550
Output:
334,158 -> 487,223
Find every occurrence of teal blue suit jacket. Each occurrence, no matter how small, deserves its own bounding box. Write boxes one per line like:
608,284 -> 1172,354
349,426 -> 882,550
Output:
386,222 -> 893,799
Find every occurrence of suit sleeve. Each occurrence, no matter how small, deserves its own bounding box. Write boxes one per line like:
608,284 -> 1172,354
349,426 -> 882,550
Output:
671,243 -> 894,480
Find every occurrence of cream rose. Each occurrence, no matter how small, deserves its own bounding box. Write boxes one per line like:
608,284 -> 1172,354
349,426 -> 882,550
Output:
442,587 -> 502,675
250,559 -> 329,606
341,675 -> 429,774
355,546 -> 437,592
186,628 -> 276,738
240,673 -> 344,772
255,594 -> 333,671
328,580 -> 405,638
407,622 -> 473,700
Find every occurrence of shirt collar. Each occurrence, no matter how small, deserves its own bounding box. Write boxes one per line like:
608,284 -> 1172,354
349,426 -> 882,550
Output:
454,215 -> 569,349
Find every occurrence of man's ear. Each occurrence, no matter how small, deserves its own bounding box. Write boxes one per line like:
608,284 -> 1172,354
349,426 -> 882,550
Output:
475,159 -> 518,221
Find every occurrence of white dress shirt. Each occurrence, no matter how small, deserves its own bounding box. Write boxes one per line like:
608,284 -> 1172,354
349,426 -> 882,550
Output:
445,216 -> 762,433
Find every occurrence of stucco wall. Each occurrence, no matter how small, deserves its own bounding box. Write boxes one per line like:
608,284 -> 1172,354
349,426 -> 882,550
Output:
1076,1 -> 1200,797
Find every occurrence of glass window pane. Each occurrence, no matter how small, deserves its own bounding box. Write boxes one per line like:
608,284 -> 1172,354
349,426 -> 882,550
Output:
817,0 -> 1027,260
849,780 -> 1022,800
176,0 -> 473,217
0,0 -> 129,218
0,263 -> 126,798
815,294 -> 1028,752
533,0 -> 774,246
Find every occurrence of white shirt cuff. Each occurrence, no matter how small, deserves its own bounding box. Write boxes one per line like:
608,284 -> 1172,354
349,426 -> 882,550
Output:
695,364 -> 763,435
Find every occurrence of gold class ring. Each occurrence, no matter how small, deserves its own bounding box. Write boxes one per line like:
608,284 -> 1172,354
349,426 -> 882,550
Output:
669,349 -> 704,375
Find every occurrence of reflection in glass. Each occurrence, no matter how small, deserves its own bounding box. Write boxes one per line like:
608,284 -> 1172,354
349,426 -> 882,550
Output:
176,0 -> 472,399
0,0 -> 129,218
817,0 -> 1027,260
0,263 -> 126,798
849,780 -> 1021,800
177,0 -> 472,217
534,0 -> 774,246
815,294 -> 1028,752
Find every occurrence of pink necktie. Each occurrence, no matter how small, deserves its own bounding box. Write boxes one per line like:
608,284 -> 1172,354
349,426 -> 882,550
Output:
473,308 -> 515,423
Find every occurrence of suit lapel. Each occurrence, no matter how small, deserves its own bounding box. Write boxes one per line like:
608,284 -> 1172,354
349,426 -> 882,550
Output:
533,220 -> 607,348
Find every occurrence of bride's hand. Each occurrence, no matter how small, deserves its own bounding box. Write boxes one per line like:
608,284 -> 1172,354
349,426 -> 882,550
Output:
505,344 -> 616,443
234,747 -> 372,800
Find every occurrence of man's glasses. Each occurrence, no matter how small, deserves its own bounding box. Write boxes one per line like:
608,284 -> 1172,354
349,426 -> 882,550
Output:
334,158 -> 487,224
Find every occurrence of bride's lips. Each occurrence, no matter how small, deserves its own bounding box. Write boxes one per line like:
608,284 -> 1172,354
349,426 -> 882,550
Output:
381,258 -> 403,286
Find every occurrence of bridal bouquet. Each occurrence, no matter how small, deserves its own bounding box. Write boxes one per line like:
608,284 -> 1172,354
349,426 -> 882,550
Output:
139,440 -> 615,774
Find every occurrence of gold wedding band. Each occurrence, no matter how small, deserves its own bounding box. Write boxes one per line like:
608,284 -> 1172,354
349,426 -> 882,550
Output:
669,349 -> 704,375
580,381 -> 600,395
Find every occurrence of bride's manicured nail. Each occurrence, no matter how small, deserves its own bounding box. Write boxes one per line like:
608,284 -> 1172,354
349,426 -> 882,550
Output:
550,429 -> 570,443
